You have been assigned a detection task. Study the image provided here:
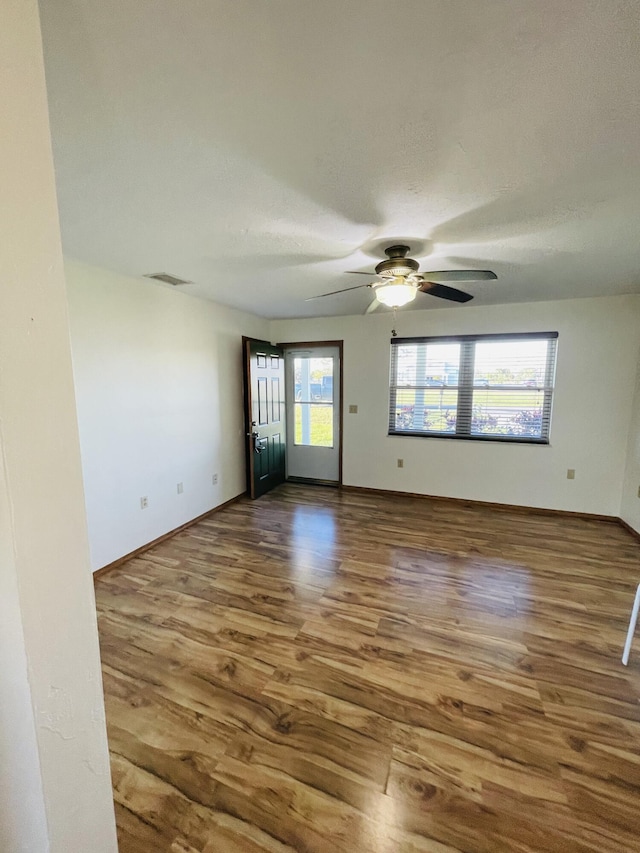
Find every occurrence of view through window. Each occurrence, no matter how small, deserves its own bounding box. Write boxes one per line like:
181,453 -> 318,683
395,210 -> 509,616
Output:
389,333 -> 558,443
294,356 -> 334,447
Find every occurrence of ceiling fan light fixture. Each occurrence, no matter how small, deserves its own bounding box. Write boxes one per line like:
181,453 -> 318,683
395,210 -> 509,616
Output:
374,277 -> 418,308
310,244 -> 496,308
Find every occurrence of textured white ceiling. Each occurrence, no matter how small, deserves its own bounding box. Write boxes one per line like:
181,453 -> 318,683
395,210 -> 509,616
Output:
40,0 -> 640,319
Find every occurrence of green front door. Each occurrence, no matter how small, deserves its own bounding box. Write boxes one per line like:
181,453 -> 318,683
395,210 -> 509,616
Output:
243,338 -> 286,499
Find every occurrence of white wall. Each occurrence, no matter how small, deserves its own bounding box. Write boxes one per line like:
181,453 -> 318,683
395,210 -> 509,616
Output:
66,260 -> 268,570
621,353 -> 640,533
0,462 -> 48,852
272,295 -> 640,516
0,2 -> 117,850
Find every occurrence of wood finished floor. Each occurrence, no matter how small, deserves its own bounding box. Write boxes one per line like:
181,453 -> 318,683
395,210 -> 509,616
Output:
95,484 -> 640,853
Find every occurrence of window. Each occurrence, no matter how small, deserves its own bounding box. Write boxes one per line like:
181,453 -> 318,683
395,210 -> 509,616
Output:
293,356 -> 334,447
389,332 -> 558,443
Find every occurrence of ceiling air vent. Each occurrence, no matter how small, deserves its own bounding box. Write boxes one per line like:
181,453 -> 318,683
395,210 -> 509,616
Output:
144,272 -> 192,286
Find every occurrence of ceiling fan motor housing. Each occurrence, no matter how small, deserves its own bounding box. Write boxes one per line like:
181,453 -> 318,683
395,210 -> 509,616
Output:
375,245 -> 420,278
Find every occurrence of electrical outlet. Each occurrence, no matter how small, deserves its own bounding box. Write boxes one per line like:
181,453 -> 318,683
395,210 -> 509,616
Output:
212,473 -> 218,485
567,469 -> 575,480
397,459 -> 404,468
140,496 -> 148,509
177,482 -> 183,494
349,404 -> 358,414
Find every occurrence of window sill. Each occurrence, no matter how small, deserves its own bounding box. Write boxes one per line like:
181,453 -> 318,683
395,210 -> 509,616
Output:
388,431 -> 550,446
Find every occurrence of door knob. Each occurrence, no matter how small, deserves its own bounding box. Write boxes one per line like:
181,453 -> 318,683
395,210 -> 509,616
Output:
248,430 -> 264,454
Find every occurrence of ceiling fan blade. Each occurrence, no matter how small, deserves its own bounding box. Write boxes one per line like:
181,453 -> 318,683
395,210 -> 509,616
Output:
365,298 -> 382,314
305,282 -> 373,301
419,282 -> 473,303
345,270 -> 378,275
419,270 -> 497,282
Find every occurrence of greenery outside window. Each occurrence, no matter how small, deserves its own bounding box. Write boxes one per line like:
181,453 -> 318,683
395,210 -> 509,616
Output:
389,332 -> 558,444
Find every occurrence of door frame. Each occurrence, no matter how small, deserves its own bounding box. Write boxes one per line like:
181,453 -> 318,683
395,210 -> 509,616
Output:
277,340 -> 344,486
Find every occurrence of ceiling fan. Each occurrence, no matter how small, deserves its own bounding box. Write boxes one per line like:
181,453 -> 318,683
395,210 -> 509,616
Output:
307,245 -> 497,312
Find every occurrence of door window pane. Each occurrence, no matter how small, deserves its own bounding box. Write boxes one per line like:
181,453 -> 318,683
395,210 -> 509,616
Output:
294,357 -> 333,402
293,356 -> 334,447
294,403 -> 333,447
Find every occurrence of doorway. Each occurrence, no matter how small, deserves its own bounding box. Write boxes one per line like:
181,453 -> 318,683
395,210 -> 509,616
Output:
283,343 -> 342,485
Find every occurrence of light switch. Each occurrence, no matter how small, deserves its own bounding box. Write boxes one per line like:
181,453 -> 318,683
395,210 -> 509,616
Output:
349,404 -> 358,414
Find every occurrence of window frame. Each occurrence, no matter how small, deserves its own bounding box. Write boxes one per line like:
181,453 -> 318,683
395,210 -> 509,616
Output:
291,353 -> 336,449
388,331 -> 558,445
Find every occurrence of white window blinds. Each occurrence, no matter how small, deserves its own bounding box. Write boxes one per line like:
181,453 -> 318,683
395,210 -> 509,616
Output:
389,332 -> 558,443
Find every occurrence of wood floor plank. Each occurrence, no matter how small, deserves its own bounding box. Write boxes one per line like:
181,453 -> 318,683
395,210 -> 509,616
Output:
95,484 -> 640,852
